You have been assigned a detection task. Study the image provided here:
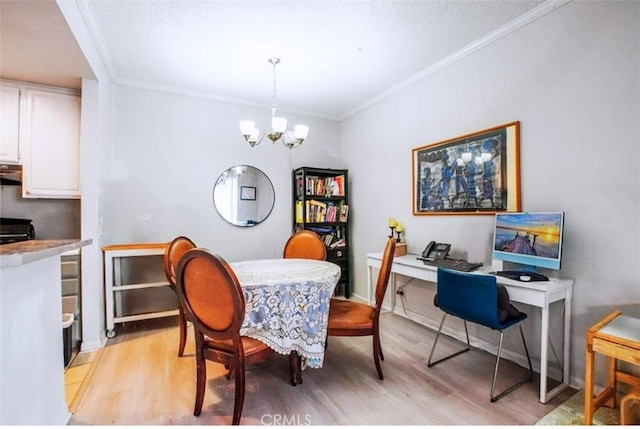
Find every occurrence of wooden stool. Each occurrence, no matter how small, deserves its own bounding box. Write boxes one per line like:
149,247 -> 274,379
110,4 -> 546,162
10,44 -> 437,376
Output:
621,386 -> 640,425
584,311 -> 640,425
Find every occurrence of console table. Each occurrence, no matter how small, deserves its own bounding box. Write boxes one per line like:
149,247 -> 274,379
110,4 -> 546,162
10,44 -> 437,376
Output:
103,243 -> 175,338
366,252 -> 574,404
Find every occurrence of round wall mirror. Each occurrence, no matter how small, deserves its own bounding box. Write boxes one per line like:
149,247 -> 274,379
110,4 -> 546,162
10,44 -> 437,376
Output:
213,165 -> 275,227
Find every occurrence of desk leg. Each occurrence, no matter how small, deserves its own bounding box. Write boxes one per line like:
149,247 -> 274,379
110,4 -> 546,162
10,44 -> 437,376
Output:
584,344 -> 595,424
539,302 -> 550,403
289,351 -> 302,386
563,289 -> 572,390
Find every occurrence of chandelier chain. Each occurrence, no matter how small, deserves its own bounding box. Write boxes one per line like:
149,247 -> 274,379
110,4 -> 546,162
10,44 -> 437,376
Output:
270,58 -> 279,117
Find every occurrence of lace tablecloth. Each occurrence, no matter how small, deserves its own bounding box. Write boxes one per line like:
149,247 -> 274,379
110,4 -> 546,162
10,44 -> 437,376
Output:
230,258 -> 341,368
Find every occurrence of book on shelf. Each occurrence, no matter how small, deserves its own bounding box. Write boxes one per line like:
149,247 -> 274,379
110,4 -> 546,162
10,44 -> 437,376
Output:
329,238 -> 346,248
295,201 -> 304,223
333,175 -> 345,196
339,204 -> 349,222
304,174 -> 346,197
307,199 -> 327,222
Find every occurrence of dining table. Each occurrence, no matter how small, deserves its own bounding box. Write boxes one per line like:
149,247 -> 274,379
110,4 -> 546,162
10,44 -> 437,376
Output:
229,258 -> 341,385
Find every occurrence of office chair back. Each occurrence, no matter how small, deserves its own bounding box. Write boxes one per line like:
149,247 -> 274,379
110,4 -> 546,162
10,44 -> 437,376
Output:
437,268 -> 504,329
283,230 -> 327,260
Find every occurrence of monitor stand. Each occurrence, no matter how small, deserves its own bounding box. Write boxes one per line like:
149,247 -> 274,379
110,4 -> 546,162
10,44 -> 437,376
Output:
490,260 -> 549,281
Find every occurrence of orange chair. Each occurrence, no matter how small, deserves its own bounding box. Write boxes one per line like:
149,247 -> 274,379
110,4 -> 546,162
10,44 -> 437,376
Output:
163,236 -> 196,357
327,237 -> 395,379
176,248 -> 274,424
283,230 -> 327,260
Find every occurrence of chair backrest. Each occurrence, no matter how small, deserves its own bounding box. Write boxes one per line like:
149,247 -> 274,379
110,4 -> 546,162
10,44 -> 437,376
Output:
436,268 -> 501,329
283,230 -> 327,260
176,248 -> 245,342
373,237 -> 396,314
163,236 -> 197,288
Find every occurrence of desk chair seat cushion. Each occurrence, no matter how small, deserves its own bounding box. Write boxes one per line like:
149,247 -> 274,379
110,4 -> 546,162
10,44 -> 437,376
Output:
328,298 -> 375,330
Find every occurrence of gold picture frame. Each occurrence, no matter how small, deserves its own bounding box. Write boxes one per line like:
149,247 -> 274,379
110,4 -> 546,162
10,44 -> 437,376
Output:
412,121 -> 521,215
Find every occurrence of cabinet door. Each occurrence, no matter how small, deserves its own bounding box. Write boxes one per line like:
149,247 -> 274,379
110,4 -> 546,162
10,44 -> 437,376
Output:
0,85 -> 21,163
21,88 -> 81,198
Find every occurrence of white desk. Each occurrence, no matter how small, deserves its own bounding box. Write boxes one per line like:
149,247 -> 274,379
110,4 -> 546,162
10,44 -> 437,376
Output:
366,252 -> 574,404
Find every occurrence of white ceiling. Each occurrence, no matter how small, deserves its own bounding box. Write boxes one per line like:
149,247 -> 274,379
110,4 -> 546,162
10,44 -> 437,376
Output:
1,0 -> 550,121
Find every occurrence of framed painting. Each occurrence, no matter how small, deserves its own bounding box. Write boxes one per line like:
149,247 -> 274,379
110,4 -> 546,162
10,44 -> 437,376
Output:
412,121 -> 521,215
240,186 -> 256,201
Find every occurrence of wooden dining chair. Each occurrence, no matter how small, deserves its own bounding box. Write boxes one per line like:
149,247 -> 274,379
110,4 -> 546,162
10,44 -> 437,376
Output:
327,237 -> 395,380
163,236 -> 196,357
175,248 -> 274,424
283,230 -> 327,260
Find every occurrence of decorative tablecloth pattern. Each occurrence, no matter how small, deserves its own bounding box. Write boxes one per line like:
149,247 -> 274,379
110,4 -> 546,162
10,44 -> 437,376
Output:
230,258 -> 340,368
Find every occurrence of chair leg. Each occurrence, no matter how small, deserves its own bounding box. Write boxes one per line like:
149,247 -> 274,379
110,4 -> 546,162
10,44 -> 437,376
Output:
193,345 -> 206,416
289,351 -> 303,386
178,307 -> 187,357
428,314 -> 471,367
373,329 -> 384,380
376,331 -> 385,361
232,357 -> 246,425
490,324 -> 533,402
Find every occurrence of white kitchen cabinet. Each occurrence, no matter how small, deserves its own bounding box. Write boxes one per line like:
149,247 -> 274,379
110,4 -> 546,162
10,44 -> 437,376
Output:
20,87 -> 81,198
0,83 -> 21,163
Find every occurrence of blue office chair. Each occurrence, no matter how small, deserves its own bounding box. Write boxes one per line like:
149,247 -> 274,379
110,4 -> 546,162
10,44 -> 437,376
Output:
428,268 -> 533,402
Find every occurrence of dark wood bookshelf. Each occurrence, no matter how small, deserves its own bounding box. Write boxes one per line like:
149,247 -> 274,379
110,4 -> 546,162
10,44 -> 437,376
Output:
292,167 -> 350,298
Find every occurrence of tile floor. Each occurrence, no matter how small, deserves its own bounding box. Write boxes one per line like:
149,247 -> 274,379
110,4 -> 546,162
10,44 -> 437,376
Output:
64,350 -> 99,413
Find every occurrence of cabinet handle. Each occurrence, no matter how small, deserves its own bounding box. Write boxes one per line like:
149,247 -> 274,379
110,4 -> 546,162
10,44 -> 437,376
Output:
26,190 -> 31,194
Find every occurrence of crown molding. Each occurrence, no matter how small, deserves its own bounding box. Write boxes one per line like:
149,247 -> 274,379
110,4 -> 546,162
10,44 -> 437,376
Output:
338,0 -> 572,121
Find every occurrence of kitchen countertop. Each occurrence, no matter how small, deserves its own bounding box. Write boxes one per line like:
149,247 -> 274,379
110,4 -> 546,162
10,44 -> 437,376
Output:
0,239 -> 92,268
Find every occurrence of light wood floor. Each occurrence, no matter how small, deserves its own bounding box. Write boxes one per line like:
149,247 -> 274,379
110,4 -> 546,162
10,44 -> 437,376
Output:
69,312 -> 575,425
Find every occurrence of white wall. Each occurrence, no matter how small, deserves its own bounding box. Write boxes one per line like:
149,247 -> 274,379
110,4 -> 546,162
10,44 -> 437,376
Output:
57,0 -> 113,350
101,85 -> 342,262
60,0 -> 638,392
341,0 -> 639,388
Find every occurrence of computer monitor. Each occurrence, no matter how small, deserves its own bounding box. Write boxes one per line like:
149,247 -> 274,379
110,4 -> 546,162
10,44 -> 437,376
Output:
492,212 -> 564,271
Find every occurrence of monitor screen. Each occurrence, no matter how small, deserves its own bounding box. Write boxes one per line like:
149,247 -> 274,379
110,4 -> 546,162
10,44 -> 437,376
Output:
492,212 -> 564,271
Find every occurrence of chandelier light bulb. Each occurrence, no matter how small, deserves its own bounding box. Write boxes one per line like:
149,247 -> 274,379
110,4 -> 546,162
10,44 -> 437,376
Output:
272,117 -> 287,133
295,124 -> 309,139
240,120 -> 255,136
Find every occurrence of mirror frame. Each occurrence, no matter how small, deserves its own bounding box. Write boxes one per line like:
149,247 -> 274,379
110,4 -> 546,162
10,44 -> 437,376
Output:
213,165 -> 275,227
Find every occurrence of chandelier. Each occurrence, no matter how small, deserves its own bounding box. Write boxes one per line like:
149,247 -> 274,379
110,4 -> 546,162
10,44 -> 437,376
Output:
239,58 -> 309,149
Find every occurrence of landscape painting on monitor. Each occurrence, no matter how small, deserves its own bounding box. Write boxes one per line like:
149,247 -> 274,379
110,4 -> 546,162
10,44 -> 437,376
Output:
494,213 -> 562,259
412,121 -> 521,215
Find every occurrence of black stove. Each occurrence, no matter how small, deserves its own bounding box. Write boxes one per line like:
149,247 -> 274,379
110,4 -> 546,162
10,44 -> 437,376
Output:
0,218 -> 35,245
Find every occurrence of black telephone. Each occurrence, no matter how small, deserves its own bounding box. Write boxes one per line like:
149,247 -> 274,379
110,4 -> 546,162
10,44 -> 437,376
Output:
422,241 -> 451,261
